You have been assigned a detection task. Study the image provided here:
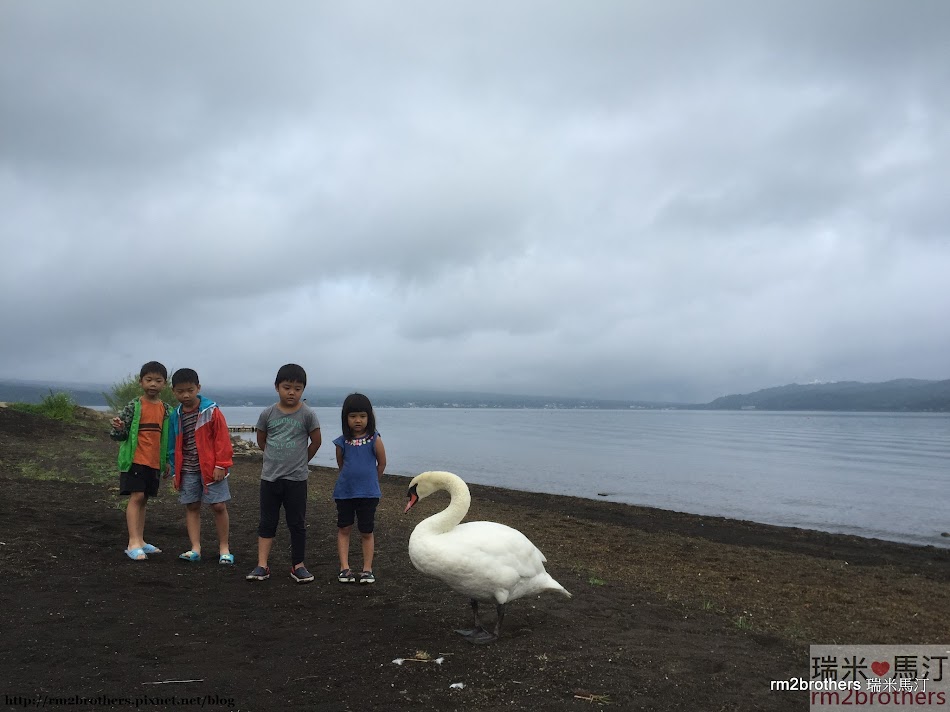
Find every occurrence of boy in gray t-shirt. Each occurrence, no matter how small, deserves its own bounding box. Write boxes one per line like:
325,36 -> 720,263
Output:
245,364 -> 322,584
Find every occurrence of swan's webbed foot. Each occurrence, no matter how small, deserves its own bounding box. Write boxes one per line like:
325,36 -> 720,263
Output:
453,626 -> 485,637
453,625 -> 497,644
455,600 -> 503,644
454,599 -> 485,639
465,628 -> 498,645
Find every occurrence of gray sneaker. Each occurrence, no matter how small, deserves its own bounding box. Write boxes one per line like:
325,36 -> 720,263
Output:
245,566 -> 270,581
291,565 -> 314,583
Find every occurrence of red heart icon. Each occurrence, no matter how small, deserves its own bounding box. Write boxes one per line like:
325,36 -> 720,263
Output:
871,661 -> 890,676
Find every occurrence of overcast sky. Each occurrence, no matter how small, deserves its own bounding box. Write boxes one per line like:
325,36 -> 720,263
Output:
1,1 -> 948,402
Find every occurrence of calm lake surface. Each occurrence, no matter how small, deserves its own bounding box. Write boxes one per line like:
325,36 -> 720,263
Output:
219,407 -> 949,548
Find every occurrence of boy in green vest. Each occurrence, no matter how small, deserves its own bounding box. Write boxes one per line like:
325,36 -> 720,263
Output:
110,361 -> 171,561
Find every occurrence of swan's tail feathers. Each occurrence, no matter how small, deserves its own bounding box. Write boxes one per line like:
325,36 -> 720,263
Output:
547,575 -> 572,599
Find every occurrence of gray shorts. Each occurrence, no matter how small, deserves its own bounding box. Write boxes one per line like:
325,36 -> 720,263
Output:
178,470 -> 231,505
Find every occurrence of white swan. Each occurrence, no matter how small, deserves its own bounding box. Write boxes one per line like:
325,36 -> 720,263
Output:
404,470 -> 572,644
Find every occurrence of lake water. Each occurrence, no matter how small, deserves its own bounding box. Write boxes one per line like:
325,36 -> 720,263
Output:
215,407 -> 950,548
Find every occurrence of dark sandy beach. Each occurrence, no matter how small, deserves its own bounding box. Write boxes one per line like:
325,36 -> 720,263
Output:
0,406 -> 947,711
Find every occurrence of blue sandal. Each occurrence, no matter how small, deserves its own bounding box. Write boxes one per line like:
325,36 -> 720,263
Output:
142,543 -> 162,555
219,554 -> 235,565
178,550 -> 202,562
124,547 -> 147,561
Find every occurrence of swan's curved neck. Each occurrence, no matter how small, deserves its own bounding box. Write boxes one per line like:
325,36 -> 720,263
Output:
419,477 -> 471,535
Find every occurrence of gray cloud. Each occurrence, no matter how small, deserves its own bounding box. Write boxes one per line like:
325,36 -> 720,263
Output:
1,1 -> 948,402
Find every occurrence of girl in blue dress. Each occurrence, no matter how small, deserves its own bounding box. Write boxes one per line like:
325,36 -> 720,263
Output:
332,393 -> 387,583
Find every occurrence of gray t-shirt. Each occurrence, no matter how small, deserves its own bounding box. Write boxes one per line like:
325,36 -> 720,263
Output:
256,404 -> 321,482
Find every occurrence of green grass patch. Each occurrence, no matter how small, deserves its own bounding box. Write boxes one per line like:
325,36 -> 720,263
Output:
734,615 -> 753,630
78,450 -> 114,485
18,461 -> 69,481
9,391 -> 77,422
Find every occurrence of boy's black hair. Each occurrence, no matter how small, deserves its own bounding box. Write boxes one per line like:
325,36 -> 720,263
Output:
341,392 -> 376,439
140,361 -> 168,380
171,368 -> 200,387
275,363 -> 307,387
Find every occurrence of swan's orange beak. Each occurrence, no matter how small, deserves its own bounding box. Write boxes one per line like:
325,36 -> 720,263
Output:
404,485 -> 419,513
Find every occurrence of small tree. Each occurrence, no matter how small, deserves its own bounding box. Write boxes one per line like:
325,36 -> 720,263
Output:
103,373 -> 177,413
40,390 -> 78,421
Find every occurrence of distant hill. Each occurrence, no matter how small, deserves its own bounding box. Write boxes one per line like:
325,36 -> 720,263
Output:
0,382 -> 111,406
2,378 -> 948,412
703,379 -> 950,412
0,379 -> 673,410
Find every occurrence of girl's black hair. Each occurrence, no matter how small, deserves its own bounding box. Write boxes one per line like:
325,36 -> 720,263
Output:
341,392 -> 375,439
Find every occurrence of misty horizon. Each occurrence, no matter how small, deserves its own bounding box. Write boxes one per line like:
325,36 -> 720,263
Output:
1,374 -> 947,407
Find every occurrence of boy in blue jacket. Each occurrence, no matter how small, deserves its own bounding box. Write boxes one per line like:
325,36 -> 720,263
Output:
167,368 -> 234,565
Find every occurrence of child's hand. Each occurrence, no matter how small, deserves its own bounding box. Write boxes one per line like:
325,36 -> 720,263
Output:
212,466 -> 226,482
111,416 -> 123,430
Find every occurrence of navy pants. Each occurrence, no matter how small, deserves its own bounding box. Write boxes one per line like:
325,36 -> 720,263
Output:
259,479 -> 308,566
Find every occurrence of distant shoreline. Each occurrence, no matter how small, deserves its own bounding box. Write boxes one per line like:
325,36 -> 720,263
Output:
2,375 -> 948,412
85,402 -> 950,414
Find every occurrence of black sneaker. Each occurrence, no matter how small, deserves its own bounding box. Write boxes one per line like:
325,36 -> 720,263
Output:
358,570 -> 375,584
246,565 -> 270,581
291,565 -> 314,583
338,568 -> 356,583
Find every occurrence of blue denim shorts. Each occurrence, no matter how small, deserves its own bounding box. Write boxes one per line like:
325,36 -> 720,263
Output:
178,470 -> 231,505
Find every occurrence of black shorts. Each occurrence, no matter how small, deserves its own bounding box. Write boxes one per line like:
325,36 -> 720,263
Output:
336,498 -> 380,533
120,463 -> 161,498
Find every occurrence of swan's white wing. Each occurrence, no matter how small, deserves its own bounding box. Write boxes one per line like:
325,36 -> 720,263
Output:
449,521 -> 548,567
409,521 -> 554,604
